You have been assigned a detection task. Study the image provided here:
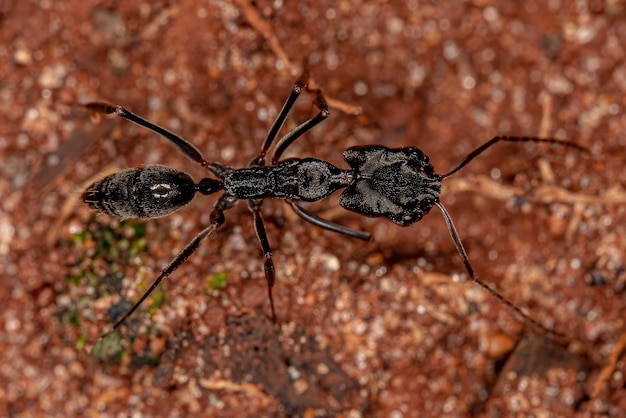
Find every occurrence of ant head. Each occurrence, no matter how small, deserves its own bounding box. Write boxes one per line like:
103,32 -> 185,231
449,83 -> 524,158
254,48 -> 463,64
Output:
339,146 -> 442,226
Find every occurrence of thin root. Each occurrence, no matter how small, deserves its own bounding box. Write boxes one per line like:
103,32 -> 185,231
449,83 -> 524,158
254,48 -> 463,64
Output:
233,0 -> 362,115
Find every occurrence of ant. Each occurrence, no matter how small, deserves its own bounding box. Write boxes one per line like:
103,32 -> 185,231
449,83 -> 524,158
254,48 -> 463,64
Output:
84,74 -> 585,339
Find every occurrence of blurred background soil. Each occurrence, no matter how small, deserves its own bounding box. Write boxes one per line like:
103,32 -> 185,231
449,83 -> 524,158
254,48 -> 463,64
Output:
1,0 -> 626,416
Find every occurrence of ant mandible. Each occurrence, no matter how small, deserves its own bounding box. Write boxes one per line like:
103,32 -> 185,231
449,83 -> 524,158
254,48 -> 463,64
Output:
84,73 -> 585,338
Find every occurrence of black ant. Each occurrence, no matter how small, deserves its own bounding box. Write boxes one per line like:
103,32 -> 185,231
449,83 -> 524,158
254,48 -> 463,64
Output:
84,74 -> 585,339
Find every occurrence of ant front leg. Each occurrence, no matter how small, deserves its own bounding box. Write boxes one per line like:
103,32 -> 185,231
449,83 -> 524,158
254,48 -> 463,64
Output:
248,73 -> 330,167
272,84 -> 329,164
288,200 -> 371,241
253,73 -> 309,166
247,199 -> 277,322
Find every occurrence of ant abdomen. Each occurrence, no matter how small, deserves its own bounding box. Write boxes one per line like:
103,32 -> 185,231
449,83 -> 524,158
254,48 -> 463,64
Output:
84,165 -> 197,219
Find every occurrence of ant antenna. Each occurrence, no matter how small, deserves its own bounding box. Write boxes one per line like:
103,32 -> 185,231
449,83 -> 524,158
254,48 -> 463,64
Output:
436,135 -> 587,339
434,201 -> 563,338
441,135 -> 588,179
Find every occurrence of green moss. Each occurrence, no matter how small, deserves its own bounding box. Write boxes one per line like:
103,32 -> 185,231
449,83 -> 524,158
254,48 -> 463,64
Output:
132,222 -> 147,238
68,311 -> 80,328
148,291 -> 165,314
76,334 -> 88,350
92,333 -> 126,364
64,217 -> 158,365
208,272 -> 228,290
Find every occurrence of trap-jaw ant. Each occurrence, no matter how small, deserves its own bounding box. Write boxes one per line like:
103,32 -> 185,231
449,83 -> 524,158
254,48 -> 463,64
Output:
84,74 -> 585,338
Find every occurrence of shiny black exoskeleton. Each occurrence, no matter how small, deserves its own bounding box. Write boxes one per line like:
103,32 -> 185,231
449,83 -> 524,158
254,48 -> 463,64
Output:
86,146 -> 441,225
85,75 -> 585,337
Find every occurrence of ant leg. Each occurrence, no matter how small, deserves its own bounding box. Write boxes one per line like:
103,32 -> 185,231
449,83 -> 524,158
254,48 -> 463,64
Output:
288,201 -> 371,241
433,201 -> 563,338
272,86 -> 329,164
441,136 -> 587,179
254,73 -> 309,164
205,162 -> 232,180
85,102 -> 209,167
247,199 -> 277,322
99,193 -> 238,340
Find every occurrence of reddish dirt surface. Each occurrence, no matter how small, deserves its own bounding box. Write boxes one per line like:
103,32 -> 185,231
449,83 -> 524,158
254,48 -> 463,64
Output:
2,1 -> 626,416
